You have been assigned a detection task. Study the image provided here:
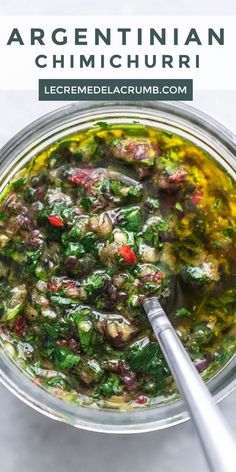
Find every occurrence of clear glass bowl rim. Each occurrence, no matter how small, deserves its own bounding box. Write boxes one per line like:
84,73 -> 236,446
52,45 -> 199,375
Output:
0,100 -> 236,434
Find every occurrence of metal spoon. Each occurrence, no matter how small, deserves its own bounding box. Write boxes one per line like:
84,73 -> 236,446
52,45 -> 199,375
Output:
143,296 -> 236,472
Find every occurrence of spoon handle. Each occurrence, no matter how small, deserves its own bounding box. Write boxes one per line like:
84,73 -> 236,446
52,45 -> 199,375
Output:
143,297 -> 236,472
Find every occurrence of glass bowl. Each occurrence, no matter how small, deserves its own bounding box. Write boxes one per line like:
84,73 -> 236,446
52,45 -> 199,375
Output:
0,101 -> 236,433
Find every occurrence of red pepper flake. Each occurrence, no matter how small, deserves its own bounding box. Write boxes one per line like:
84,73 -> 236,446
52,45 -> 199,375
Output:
48,215 -> 64,227
68,168 -> 93,186
152,272 -> 164,281
169,169 -> 186,184
14,317 -> 25,337
135,395 -> 148,405
62,281 -> 76,288
119,245 -> 137,265
191,190 -> 203,206
47,282 -> 58,292
125,142 -> 137,153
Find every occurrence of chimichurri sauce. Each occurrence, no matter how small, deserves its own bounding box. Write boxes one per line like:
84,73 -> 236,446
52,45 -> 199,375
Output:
0,124 -> 236,409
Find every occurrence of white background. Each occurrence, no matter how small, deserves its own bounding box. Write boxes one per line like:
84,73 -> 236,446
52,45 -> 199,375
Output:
0,2 -> 236,472
0,16 -> 234,90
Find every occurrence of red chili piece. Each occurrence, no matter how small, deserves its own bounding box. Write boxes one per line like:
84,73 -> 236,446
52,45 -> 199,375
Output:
62,281 -> 76,288
48,215 -> 64,227
68,168 -> 93,186
14,317 -> 25,337
119,245 -> 137,265
169,169 -> 186,184
135,395 -> 148,405
47,283 -> 58,292
152,272 -> 164,281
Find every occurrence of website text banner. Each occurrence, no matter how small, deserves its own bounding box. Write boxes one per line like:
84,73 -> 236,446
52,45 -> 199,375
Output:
39,79 -> 193,101
0,16 -> 234,91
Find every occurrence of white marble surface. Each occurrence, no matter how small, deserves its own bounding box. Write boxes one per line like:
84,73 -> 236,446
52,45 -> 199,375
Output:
0,1 -> 236,470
